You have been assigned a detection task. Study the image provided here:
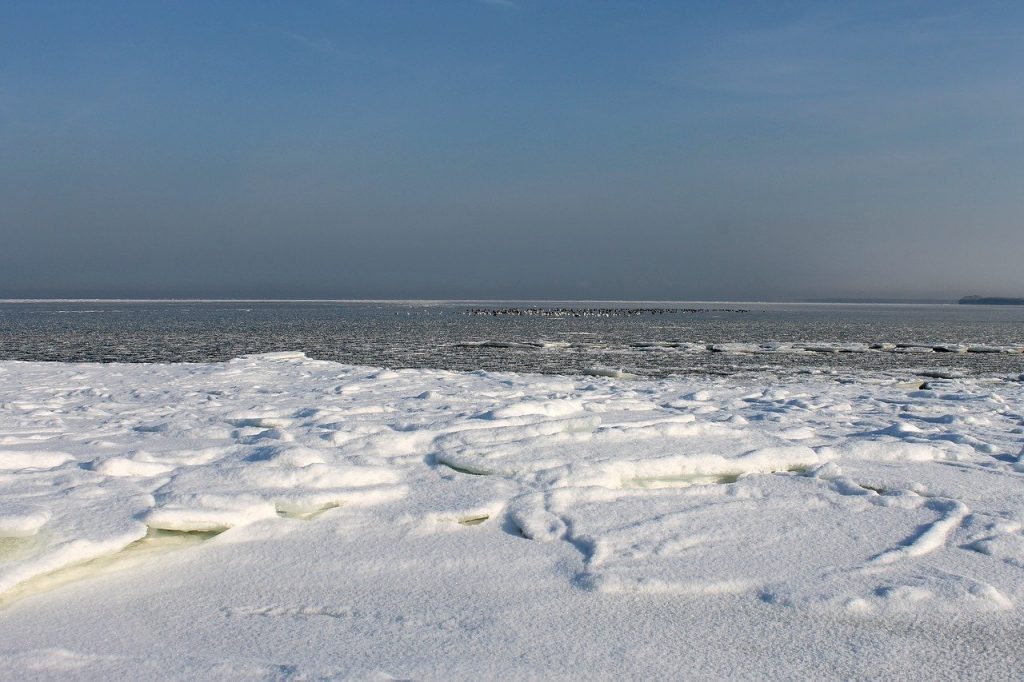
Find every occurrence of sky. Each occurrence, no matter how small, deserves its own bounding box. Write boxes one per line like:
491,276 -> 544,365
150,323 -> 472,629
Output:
2,0 -> 1023,301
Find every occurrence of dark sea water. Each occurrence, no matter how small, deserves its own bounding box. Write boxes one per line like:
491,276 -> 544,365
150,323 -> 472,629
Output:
1,300 -> 1023,379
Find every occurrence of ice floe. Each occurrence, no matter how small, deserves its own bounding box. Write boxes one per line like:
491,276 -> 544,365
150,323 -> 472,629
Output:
1,353 -> 1024,678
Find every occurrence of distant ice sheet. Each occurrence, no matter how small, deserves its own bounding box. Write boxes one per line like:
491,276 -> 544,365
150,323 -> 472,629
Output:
1,354 -> 1024,678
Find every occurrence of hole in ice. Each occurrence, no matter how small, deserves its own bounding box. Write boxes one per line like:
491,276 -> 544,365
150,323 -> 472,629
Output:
1,528 -> 223,607
893,381 -> 929,390
141,528 -> 224,543
275,503 -> 341,521
621,473 -> 741,489
0,536 -> 36,561
457,515 -> 489,526
437,460 -> 490,476
132,423 -> 168,433
621,465 -> 810,490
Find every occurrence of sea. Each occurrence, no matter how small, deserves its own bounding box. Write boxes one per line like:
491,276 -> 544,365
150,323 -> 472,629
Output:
1,300 -> 1022,380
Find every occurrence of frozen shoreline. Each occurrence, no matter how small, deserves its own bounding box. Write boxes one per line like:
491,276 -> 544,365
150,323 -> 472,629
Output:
2,353 -> 1024,679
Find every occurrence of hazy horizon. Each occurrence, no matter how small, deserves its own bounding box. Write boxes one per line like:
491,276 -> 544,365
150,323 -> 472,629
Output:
3,1 -> 1023,301
0,296 -> 990,305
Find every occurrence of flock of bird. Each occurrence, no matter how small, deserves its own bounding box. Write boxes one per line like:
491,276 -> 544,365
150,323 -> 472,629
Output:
462,307 -> 750,317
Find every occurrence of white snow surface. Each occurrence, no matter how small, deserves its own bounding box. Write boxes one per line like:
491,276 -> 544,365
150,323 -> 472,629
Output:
2,352 -> 1024,679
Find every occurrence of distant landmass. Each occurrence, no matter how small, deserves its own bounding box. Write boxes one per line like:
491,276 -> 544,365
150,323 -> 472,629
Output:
805,298 -> 951,304
959,296 -> 1024,306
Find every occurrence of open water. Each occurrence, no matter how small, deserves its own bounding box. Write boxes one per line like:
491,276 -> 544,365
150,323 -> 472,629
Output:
1,300 -> 1022,379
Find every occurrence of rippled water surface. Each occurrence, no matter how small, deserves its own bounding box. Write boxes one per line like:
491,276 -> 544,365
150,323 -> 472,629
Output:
1,300 -> 1023,378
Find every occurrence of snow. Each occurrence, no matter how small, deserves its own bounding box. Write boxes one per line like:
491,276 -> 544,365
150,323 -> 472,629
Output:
1,352 -> 1024,678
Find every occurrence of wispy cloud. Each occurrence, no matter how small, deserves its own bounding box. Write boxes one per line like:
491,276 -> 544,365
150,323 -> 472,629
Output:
280,29 -> 339,55
251,24 -> 340,55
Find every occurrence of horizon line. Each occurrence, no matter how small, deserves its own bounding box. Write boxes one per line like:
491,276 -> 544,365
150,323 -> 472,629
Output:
0,297 -> 961,306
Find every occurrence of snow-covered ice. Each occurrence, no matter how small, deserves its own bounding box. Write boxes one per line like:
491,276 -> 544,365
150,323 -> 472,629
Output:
2,352 -> 1024,679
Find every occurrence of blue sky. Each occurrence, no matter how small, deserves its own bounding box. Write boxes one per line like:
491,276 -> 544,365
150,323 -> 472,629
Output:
2,1 -> 1023,299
